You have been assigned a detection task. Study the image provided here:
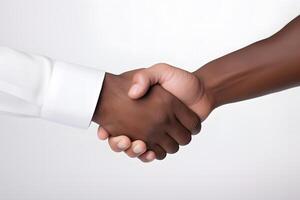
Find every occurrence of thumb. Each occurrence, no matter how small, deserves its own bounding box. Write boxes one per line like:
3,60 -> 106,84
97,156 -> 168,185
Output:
128,70 -> 151,99
127,70 -> 157,99
128,64 -> 174,99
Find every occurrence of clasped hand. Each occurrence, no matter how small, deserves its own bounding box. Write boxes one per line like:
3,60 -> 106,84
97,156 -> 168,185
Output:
91,16 -> 300,162
92,63 -> 214,162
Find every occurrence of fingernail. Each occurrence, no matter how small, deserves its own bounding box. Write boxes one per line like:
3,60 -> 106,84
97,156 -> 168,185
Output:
117,141 -> 127,149
133,145 -> 143,154
146,153 -> 155,161
129,84 -> 140,96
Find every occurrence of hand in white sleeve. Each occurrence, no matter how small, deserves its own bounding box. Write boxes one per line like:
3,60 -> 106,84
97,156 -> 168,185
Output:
0,46 -> 105,128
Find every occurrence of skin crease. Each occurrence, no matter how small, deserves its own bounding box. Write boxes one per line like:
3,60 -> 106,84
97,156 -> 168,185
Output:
92,70 -> 201,160
99,15 -> 300,162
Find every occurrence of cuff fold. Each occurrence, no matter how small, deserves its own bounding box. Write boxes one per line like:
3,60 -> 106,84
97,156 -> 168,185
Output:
41,61 -> 105,129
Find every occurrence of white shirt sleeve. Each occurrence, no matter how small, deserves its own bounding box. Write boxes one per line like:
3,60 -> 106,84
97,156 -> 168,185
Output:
0,46 -> 105,129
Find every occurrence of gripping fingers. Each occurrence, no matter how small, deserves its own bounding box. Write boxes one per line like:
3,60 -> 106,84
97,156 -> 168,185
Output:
97,126 -> 110,140
150,144 -> 167,160
174,100 -> 201,135
138,151 -> 156,162
158,133 -> 179,154
125,140 -> 147,158
108,136 -> 131,152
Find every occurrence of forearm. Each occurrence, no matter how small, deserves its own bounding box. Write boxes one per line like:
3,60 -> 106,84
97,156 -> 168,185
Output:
194,15 -> 300,108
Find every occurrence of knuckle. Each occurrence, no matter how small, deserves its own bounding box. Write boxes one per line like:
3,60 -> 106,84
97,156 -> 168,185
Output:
191,118 -> 202,134
156,152 -> 167,160
163,139 -> 179,154
168,145 -> 179,154
153,62 -> 170,68
150,144 -> 167,160
180,134 -> 192,146
133,71 -> 145,81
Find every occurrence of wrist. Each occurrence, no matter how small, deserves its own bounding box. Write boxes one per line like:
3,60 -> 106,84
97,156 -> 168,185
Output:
191,69 -> 217,121
194,63 -> 221,108
92,72 -> 117,124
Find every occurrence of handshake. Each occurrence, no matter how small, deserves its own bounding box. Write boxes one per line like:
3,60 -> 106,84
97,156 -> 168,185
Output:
92,63 -> 213,162
0,16 -> 297,163
91,15 -> 300,162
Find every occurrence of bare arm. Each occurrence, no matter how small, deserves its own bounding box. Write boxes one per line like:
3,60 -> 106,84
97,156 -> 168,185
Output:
99,15 -> 300,162
195,15 -> 300,109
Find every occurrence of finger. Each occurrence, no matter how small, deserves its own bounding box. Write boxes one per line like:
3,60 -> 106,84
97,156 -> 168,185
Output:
173,100 -> 201,135
138,151 -> 156,162
128,63 -> 174,99
108,136 -> 131,152
168,119 -> 192,146
125,140 -> 147,158
128,70 -> 152,99
158,133 -> 179,154
150,144 -> 167,160
97,127 -> 110,140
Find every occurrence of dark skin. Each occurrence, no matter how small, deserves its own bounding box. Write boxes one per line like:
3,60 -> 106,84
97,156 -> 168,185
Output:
195,15 -> 300,112
92,70 -> 201,160
96,15 -> 300,161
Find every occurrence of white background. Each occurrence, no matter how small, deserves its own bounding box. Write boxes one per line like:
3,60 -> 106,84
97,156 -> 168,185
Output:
0,0 -> 300,199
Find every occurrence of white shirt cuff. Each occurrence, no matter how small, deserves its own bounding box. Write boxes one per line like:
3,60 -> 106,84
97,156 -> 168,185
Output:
40,61 -> 105,129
